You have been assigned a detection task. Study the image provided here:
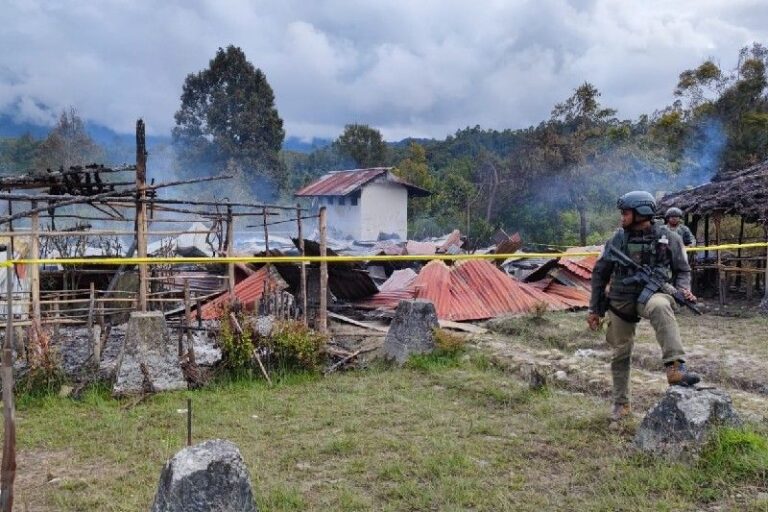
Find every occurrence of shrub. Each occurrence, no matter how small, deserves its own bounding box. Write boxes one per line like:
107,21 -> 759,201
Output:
407,329 -> 467,371
529,301 -> 549,320
432,328 -> 466,355
19,325 -> 65,396
266,320 -> 328,372
219,311 -> 254,374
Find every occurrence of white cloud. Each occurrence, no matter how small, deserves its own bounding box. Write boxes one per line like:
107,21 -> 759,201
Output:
1,0 -> 767,140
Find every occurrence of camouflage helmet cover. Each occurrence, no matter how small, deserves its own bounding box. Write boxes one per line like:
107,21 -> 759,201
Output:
617,191 -> 656,217
665,207 -> 684,220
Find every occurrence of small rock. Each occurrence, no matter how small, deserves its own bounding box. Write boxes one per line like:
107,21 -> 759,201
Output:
58,385 -> 73,398
554,370 -> 568,382
575,348 -> 600,358
527,365 -> 547,390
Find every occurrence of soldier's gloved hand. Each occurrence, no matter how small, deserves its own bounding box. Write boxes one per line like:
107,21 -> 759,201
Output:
587,312 -> 602,331
681,288 -> 697,302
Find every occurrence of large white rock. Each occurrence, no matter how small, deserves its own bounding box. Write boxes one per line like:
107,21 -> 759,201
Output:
634,386 -> 742,458
151,439 -> 257,512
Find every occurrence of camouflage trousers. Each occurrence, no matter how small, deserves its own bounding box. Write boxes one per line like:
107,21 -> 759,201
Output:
605,293 -> 686,406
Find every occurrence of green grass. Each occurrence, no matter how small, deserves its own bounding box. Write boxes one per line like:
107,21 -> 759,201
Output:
10,355 -> 768,511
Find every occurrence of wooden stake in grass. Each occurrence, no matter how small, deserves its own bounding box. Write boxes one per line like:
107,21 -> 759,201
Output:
187,398 -> 192,447
1,264 -> 17,512
318,206 -> 328,334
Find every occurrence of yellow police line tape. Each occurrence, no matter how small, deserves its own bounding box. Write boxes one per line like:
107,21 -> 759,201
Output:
0,242 -> 765,268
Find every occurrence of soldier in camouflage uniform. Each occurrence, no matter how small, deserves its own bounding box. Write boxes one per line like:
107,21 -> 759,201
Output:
664,207 -> 696,246
587,191 -> 700,422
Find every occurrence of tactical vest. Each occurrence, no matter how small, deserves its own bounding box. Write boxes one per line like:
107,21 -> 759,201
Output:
608,222 -> 673,299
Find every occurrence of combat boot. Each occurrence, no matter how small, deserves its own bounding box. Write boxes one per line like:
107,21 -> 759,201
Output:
665,361 -> 700,387
610,403 -> 631,422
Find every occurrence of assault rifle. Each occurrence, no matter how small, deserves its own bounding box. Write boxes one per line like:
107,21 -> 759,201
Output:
606,244 -> 703,315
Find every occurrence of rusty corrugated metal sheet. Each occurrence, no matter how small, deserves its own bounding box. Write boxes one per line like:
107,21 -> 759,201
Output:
355,290 -> 415,310
199,266 -> 286,320
438,229 -> 463,253
372,241 -> 404,256
542,282 -> 590,308
380,269 -> 418,292
412,260 -> 452,317
405,240 -> 437,255
355,259 -> 580,320
295,168 -> 389,197
295,167 -> 431,197
451,260 -> 547,320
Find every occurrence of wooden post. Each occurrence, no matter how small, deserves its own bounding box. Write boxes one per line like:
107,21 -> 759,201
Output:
226,206 -> 234,296
30,201 -> 41,340
88,282 -> 99,362
704,215 -> 710,262
6,200 -> 13,274
736,215 -> 745,291
52,300 -> 60,339
97,299 -> 105,331
184,279 -> 195,365
1,263 -> 17,512
318,206 -> 328,333
297,204 -> 307,326
87,282 -> 95,331
136,119 -> 149,312
713,212 -> 725,305
262,206 -> 269,254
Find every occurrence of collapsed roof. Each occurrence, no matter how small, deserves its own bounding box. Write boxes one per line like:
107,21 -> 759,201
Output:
659,159 -> 768,222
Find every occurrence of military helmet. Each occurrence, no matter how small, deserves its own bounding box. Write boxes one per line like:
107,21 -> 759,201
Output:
617,191 -> 656,217
665,207 -> 684,220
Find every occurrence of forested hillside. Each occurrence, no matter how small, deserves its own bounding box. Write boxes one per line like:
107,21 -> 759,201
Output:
4,43 -> 768,246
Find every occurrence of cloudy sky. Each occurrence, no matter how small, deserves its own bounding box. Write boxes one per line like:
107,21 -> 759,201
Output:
2,0 -> 767,141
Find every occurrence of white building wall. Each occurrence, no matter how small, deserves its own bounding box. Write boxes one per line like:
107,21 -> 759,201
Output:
359,182 -> 408,240
325,198 -> 362,240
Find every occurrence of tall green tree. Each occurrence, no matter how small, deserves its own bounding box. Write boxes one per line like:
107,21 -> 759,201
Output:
549,82 -> 618,245
173,45 -> 286,191
394,142 -> 435,236
0,133 -> 40,173
333,124 -> 388,168
35,108 -> 103,170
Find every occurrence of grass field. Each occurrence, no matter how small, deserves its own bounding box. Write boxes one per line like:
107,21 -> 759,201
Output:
11,344 -> 768,511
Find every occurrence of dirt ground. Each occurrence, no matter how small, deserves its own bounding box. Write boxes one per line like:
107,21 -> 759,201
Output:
476,301 -> 768,422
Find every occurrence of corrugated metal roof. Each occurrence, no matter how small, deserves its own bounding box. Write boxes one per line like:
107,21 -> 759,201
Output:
355,259 -> 583,320
438,229 -> 463,253
405,240 -> 437,255
295,168 -> 430,197
542,282 -> 590,308
380,268 -> 418,292
296,168 -> 389,197
199,266 -> 287,320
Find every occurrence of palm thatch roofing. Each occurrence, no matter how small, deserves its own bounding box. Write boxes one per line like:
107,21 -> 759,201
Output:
659,160 -> 768,223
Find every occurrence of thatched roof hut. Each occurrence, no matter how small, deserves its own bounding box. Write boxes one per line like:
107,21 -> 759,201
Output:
659,160 -> 768,308
659,160 -> 768,223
